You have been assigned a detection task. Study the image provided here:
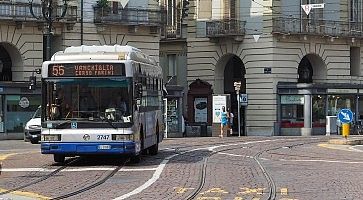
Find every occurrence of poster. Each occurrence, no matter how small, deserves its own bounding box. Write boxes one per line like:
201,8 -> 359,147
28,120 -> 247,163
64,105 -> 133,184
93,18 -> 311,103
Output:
194,97 -> 207,122
212,95 -> 227,123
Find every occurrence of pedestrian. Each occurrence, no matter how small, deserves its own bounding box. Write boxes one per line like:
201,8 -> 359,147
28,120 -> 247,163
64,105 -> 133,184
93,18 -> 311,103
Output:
220,106 -> 229,138
228,108 -> 234,134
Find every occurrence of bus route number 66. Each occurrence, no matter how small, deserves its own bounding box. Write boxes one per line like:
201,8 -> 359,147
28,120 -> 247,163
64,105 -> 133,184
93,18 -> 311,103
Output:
52,65 -> 65,76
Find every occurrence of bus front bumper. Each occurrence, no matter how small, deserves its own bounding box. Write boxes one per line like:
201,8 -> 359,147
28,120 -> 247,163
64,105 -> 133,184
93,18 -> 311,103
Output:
41,142 -> 139,155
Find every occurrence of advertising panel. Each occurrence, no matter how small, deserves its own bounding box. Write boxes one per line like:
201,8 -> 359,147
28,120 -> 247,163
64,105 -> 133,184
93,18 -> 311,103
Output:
194,97 -> 208,122
212,95 -> 227,123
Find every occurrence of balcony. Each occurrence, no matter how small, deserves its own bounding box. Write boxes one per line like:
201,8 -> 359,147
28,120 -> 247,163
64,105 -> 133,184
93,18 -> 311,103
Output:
273,17 -> 363,38
206,19 -> 246,38
94,7 -> 166,27
0,1 -> 77,23
161,25 -> 182,40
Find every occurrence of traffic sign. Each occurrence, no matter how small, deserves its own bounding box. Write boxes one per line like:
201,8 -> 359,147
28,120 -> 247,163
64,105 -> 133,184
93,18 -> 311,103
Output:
240,94 -> 248,106
337,109 -> 353,123
301,3 -> 324,15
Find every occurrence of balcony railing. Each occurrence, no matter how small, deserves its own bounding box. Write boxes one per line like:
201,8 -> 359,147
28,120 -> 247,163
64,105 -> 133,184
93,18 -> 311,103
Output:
94,7 -> 166,27
0,1 -> 77,22
273,17 -> 363,38
161,24 -> 182,39
206,19 -> 246,37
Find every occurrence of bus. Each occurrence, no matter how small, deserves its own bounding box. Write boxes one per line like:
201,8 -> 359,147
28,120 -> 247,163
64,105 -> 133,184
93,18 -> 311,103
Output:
40,45 -> 164,163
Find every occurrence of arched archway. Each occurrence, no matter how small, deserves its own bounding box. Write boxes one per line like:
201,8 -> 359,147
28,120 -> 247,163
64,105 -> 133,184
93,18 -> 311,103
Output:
0,42 -> 23,81
298,54 -> 326,83
215,54 -> 246,135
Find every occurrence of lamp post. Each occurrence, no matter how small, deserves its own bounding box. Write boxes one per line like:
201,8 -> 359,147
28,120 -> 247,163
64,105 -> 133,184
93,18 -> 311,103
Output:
29,0 -> 68,61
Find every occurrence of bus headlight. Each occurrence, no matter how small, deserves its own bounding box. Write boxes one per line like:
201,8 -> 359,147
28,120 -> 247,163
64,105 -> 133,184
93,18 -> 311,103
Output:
112,134 -> 133,141
41,134 -> 61,141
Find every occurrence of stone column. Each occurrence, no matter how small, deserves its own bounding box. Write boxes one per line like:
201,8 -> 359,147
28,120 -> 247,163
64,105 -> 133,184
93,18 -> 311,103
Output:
302,94 -> 312,136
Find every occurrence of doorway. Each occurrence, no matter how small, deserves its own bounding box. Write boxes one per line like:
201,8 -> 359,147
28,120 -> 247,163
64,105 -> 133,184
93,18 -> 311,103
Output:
223,55 -> 246,136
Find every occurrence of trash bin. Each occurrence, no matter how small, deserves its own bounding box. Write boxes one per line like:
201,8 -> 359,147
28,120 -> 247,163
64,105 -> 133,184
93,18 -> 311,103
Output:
200,123 -> 207,137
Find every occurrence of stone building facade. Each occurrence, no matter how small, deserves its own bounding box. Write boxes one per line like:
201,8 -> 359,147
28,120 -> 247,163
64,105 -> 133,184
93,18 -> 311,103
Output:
183,0 -> 363,136
0,0 -> 165,139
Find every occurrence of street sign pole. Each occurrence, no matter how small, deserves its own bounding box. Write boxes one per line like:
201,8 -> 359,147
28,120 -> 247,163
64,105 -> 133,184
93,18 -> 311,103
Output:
237,91 -> 241,137
234,81 -> 241,137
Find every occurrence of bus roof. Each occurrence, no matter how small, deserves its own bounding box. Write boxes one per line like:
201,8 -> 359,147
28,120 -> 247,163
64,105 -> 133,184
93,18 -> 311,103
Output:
50,45 -> 157,66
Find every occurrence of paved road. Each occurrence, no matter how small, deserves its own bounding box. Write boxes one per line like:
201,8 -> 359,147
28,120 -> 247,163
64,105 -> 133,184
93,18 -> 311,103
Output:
0,136 -> 363,200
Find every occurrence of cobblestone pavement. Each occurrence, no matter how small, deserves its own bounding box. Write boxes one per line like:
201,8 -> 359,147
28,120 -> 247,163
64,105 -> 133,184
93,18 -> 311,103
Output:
1,136 -> 363,200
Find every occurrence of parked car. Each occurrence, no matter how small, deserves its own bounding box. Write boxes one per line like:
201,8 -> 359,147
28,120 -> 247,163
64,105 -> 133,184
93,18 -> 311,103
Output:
24,106 -> 41,144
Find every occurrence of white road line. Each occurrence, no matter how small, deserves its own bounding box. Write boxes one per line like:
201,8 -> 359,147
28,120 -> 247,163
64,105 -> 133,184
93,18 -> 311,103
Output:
277,158 -> 363,164
112,139 -> 288,200
1,167 -> 158,172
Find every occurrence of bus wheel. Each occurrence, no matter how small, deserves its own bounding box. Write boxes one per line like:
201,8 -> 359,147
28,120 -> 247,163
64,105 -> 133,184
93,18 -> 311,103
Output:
130,155 -> 140,163
54,154 -> 65,163
149,143 -> 158,155
149,132 -> 159,155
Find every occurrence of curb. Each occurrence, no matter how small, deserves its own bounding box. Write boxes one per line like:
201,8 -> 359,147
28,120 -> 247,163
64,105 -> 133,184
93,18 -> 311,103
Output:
328,138 -> 363,145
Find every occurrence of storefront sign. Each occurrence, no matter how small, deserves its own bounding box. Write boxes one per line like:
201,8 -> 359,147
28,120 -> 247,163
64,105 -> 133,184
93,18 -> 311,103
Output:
48,63 -> 125,77
194,97 -> 207,123
281,95 -> 304,105
212,95 -> 227,123
327,89 -> 357,94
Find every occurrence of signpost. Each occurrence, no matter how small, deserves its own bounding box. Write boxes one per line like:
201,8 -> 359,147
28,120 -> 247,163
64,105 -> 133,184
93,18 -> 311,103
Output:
301,3 -> 325,15
337,109 -> 353,138
234,81 -> 241,137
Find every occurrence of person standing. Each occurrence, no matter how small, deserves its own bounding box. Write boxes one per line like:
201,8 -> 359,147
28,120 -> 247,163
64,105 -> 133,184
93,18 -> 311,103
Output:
220,106 -> 229,138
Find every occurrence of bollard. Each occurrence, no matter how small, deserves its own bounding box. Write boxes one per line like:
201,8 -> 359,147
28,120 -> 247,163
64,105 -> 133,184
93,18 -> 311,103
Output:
342,123 -> 350,139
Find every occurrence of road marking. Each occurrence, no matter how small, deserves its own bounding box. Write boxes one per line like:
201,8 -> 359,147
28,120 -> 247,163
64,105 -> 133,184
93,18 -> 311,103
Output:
1,167 -> 158,172
278,158 -> 363,164
238,187 -> 264,195
199,188 -> 228,195
0,188 -> 50,199
280,188 -> 288,195
0,153 -> 18,161
113,139 -> 301,200
174,187 -> 195,194
196,197 -> 221,200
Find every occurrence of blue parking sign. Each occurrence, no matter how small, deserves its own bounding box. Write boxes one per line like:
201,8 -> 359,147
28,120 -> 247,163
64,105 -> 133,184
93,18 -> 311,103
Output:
337,109 -> 353,123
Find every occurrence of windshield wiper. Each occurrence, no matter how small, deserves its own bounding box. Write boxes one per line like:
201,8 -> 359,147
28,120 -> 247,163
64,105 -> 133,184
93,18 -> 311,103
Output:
100,116 -> 117,129
53,120 -> 72,129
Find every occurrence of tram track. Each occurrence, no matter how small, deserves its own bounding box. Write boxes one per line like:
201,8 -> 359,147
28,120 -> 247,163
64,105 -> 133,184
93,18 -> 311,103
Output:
0,157 -> 82,196
50,159 -> 128,200
184,138 -> 325,200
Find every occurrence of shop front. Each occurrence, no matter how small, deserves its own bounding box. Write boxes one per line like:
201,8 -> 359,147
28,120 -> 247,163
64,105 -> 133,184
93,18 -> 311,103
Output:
0,83 -> 41,140
278,82 -> 362,136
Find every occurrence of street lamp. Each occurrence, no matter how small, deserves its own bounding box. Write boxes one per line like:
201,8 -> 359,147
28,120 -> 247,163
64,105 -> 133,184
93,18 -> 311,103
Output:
29,0 -> 68,61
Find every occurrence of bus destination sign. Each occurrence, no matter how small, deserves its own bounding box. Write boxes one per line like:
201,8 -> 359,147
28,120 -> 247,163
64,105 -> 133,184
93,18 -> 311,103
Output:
48,63 -> 125,77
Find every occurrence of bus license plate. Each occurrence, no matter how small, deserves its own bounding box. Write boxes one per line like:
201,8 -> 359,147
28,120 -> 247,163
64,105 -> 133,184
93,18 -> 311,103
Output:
98,145 -> 111,150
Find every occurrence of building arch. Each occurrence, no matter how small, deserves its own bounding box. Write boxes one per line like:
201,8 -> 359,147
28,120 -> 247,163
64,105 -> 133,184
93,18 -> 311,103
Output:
214,53 -> 246,135
0,42 -> 23,81
298,54 -> 326,83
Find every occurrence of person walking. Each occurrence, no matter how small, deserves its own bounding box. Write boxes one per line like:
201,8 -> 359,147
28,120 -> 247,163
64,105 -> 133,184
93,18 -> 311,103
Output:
220,106 -> 229,138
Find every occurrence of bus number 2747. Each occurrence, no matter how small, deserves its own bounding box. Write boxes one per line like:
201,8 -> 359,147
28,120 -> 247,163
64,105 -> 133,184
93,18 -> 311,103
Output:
97,135 -> 109,140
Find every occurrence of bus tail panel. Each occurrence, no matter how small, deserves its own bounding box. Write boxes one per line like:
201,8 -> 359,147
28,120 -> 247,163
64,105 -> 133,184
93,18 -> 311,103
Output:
41,141 -> 140,155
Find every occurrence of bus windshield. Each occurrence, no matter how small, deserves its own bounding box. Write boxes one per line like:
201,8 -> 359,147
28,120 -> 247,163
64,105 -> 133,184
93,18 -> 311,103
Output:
44,78 -> 132,123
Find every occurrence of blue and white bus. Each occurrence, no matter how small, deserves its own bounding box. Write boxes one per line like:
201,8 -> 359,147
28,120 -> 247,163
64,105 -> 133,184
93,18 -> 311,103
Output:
40,45 -> 164,163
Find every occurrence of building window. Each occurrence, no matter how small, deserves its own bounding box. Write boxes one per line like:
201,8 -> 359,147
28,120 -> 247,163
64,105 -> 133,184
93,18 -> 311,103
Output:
327,95 -> 356,116
280,95 -> 304,128
167,54 -> 177,77
198,0 -> 212,19
312,95 -> 326,127
350,47 -> 360,76
298,57 -> 313,83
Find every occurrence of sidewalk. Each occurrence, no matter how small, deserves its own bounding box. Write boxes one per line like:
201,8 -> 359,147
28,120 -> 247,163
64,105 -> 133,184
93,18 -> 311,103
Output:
328,136 -> 363,145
